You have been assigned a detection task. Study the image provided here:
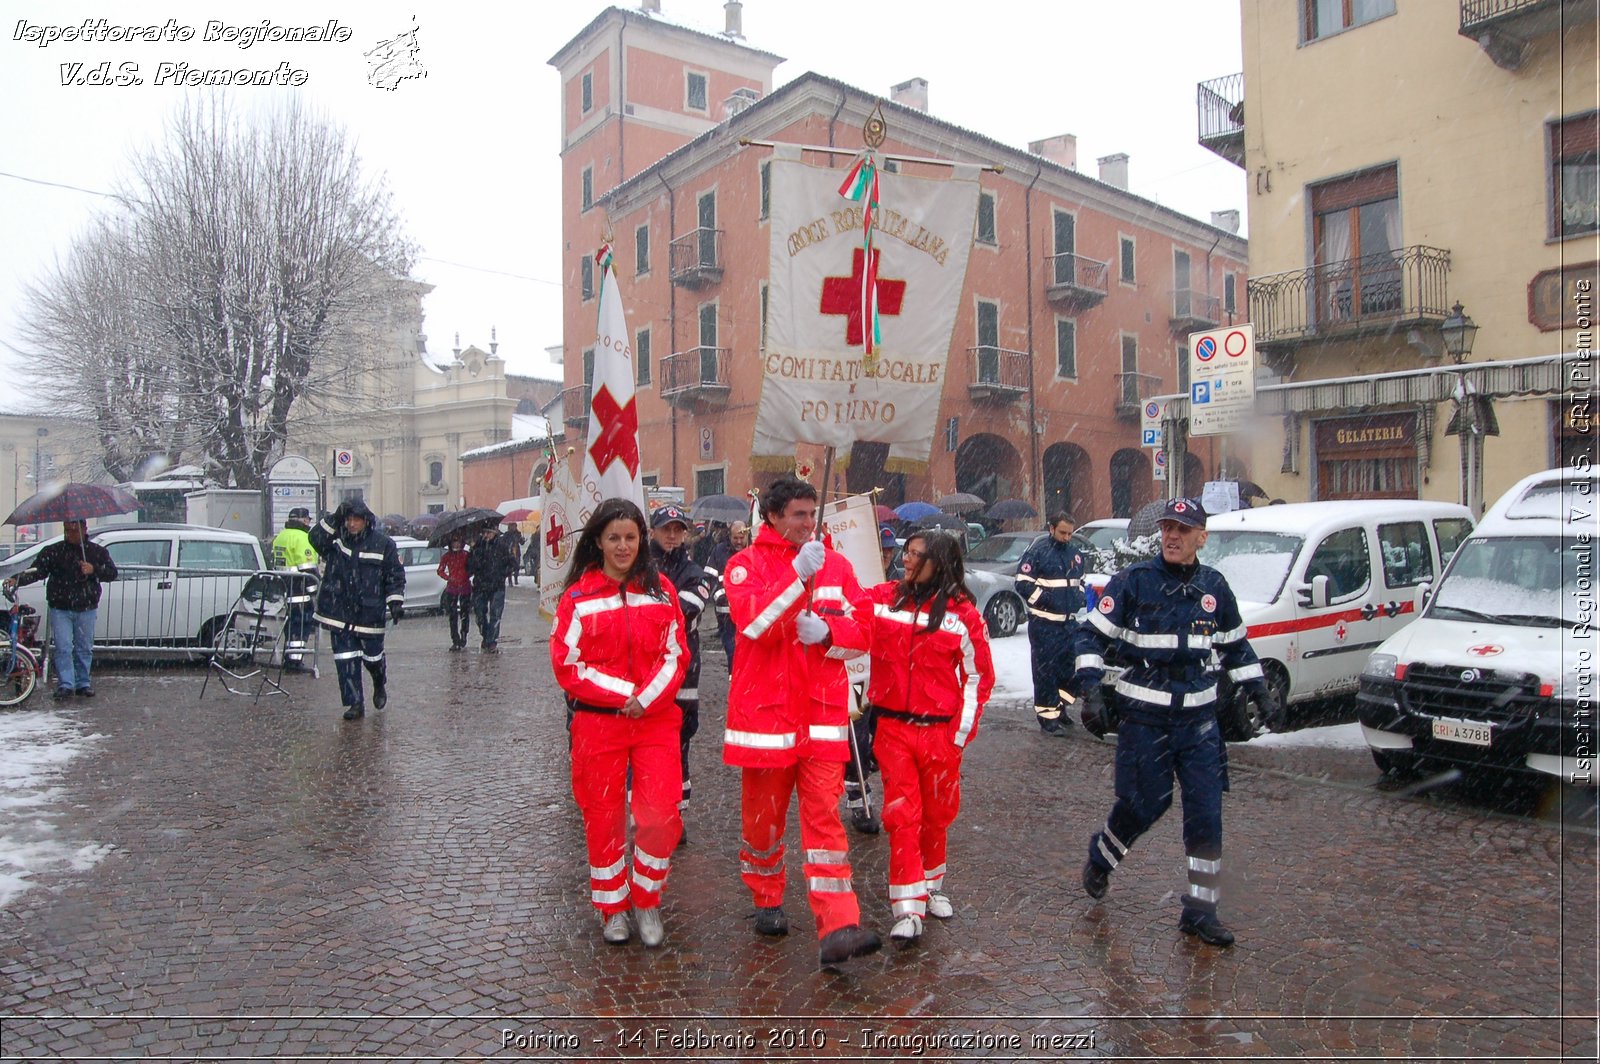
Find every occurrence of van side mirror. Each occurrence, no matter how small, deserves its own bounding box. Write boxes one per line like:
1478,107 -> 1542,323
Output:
1414,581 -> 1431,610
1296,574 -> 1331,609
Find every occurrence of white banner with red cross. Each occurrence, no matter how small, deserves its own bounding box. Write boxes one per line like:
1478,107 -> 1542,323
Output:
579,244 -> 647,523
755,145 -> 981,472
538,446 -> 580,620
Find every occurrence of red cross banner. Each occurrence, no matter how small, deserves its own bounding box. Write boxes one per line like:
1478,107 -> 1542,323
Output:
538,446 -> 580,620
755,145 -> 981,472
580,244 -> 646,521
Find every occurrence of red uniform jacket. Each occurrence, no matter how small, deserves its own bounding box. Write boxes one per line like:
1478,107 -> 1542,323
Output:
722,524 -> 869,767
549,566 -> 688,713
854,582 -> 996,749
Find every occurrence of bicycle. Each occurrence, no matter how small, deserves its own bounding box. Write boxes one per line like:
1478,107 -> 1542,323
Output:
0,584 -> 43,707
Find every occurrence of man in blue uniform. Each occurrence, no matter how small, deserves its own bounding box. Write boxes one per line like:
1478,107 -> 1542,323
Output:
1071,497 -> 1283,948
647,504 -> 711,831
1014,513 -> 1087,736
310,500 -> 406,721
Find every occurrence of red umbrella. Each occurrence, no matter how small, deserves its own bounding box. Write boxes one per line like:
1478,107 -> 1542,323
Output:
5,483 -> 141,526
502,507 -> 535,523
873,504 -> 898,523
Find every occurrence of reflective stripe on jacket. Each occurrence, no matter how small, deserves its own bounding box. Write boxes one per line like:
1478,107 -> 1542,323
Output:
853,582 -> 995,748
549,565 -> 688,712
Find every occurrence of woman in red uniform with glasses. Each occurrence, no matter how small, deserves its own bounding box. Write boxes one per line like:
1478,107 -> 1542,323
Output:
852,530 -> 994,945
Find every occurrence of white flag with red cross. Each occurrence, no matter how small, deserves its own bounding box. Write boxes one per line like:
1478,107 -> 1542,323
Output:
538,446 -> 580,620
579,244 -> 646,522
754,144 -> 981,473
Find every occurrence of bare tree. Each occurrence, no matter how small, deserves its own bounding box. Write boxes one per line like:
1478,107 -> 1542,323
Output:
22,96 -> 415,488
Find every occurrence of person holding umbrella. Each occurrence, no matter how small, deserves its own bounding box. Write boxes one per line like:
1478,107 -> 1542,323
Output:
309,499 -> 405,721
3,520 -> 117,700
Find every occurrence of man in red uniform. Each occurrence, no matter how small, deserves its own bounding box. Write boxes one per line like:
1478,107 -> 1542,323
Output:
721,474 -> 882,967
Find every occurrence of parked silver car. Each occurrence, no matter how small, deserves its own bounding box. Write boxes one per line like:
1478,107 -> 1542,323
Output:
392,537 -> 448,614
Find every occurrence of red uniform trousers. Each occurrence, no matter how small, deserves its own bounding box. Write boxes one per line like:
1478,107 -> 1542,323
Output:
739,759 -> 861,938
875,717 -> 965,920
569,707 -> 683,917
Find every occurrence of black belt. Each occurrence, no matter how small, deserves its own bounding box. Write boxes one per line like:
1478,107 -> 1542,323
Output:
877,707 -> 954,726
568,699 -> 623,716
1139,661 -> 1207,683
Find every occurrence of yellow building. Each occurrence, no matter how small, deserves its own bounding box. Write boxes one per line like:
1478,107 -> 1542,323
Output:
1191,0 -> 1595,512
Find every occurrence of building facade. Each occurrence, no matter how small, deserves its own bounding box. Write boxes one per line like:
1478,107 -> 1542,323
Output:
549,3 -> 1249,521
0,413 -> 102,546
1194,0 -> 1595,512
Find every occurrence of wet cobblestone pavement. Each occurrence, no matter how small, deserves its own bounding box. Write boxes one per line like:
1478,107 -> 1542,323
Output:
0,586 -> 1595,1060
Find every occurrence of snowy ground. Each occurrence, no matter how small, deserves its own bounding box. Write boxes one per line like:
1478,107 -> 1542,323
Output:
990,623 -> 1368,750
0,709 -> 110,908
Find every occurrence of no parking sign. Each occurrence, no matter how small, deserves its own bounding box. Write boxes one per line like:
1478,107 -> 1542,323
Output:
1187,324 -> 1255,437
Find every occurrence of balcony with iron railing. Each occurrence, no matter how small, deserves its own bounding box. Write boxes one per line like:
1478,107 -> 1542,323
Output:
1042,253 -> 1109,310
1170,289 -> 1223,333
1459,0 -> 1596,68
659,347 -> 732,406
560,384 -> 591,431
1246,245 -> 1452,352
669,228 -> 724,288
1196,73 -> 1245,167
967,346 -> 1029,402
1114,372 -> 1164,419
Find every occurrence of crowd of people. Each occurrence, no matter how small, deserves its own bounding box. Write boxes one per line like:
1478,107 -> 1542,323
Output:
543,477 -> 1284,965
253,480 -> 1280,965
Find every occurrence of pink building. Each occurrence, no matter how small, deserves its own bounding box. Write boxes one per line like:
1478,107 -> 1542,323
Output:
549,3 -> 1247,520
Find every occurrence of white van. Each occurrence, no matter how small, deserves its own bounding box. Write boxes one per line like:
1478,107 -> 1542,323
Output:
1358,468 -> 1595,784
1190,500 -> 1474,739
1,524 -> 266,657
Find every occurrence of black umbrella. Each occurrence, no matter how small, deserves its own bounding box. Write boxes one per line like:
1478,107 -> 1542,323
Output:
913,512 -> 969,533
935,492 -> 986,514
690,493 -> 751,524
427,507 -> 504,547
5,483 -> 141,526
1127,499 -> 1169,538
984,498 -> 1038,521
378,513 -> 408,534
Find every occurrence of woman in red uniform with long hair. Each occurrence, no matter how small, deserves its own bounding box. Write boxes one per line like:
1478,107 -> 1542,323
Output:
853,530 -> 995,945
550,498 -> 689,948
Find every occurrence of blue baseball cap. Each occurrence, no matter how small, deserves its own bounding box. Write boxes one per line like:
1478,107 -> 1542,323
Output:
879,525 -> 897,547
1160,497 -> 1208,529
651,505 -> 691,530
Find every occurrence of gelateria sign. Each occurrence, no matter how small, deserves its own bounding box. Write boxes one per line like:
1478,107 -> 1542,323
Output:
754,146 -> 980,472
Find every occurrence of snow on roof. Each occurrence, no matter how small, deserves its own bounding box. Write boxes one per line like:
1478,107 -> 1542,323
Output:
511,413 -> 550,441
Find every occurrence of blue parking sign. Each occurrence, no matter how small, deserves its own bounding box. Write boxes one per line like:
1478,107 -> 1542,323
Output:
1191,381 -> 1210,404
1141,427 -> 1160,447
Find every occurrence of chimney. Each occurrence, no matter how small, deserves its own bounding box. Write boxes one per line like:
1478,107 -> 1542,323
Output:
1210,209 -> 1241,234
723,0 -> 743,38
1028,133 -> 1078,170
723,86 -> 761,120
890,77 -> 928,113
639,0 -> 660,12
1097,153 -> 1129,190
489,326 -> 500,358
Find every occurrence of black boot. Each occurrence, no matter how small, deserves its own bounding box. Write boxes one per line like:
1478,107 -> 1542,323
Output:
818,924 -> 882,966
372,682 -> 387,710
1179,910 -> 1235,948
753,906 -> 789,936
342,703 -> 365,721
1082,860 -> 1110,900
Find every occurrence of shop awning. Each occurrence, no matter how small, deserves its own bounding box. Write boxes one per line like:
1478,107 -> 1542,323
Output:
1159,352 -> 1576,421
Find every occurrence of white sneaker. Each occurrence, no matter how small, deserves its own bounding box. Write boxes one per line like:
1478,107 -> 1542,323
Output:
927,892 -> 954,919
601,912 -> 631,944
635,906 -> 665,948
889,913 -> 923,943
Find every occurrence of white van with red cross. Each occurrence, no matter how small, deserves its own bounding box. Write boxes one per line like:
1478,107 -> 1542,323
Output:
1174,500 -> 1474,739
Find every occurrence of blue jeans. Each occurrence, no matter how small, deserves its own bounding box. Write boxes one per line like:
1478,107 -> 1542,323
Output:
50,608 -> 97,692
473,587 -> 505,647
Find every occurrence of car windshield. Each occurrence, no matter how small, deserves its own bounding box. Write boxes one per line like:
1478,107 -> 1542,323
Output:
966,536 -> 1034,564
1076,525 -> 1127,551
1198,530 -> 1303,604
1430,535 -> 1576,627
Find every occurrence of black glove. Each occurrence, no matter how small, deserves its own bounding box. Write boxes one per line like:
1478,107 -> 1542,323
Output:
1080,686 -> 1111,739
389,602 -> 404,625
1253,688 -> 1286,733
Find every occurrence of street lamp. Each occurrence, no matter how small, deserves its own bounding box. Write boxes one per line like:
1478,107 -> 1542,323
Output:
1439,302 -> 1490,515
1439,301 -> 1478,364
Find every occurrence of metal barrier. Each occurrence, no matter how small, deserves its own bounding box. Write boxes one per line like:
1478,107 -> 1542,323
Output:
33,564 -> 264,660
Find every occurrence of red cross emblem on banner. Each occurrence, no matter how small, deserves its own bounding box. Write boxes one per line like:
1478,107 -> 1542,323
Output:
820,247 -> 906,345
545,516 -> 565,557
588,386 -> 640,476
1334,621 -> 1348,642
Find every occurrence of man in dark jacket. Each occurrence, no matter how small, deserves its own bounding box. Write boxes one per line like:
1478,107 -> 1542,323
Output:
647,505 -> 710,830
1015,513 -> 1087,736
4,519 -> 117,700
309,499 -> 405,720
466,523 -> 515,652
705,521 -> 747,672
